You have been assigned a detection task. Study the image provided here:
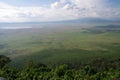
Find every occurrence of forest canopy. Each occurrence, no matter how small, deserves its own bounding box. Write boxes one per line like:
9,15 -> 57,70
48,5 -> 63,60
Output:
0,55 -> 120,80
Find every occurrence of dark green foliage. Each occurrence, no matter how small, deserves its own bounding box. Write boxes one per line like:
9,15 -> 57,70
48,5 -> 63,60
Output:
85,25 -> 120,33
0,66 -> 18,80
0,55 -> 120,80
0,55 -> 11,68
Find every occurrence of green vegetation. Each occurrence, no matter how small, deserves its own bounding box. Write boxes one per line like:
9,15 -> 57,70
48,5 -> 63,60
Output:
0,55 -> 11,68
0,55 -> 120,80
0,24 -> 120,68
85,24 -> 120,33
0,24 -> 120,79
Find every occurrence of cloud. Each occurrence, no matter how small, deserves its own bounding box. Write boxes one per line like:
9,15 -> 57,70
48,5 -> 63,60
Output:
50,0 -> 120,18
0,0 -> 120,22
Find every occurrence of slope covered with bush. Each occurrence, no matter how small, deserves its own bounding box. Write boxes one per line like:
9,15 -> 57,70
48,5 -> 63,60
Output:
0,55 -> 120,80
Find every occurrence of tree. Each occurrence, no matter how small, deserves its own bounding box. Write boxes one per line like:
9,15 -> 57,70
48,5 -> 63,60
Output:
0,55 -> 11,68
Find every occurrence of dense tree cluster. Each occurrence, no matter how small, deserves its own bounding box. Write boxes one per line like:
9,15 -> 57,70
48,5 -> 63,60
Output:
0,55 -> 11,68
0,55 -> 120,80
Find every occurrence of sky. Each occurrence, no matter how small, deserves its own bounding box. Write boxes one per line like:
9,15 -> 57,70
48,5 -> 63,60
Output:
0,0 -> 120,22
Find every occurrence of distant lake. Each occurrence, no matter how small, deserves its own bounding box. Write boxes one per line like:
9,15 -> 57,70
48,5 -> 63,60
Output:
0,26 -> 33,30
0,23 -> 45,30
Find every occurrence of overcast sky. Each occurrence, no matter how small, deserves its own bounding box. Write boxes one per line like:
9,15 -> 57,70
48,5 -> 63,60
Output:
0,0 -> 120,22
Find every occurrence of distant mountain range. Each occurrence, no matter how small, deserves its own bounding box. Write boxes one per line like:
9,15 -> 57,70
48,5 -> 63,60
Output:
0,18 -> 120,24
57,18 -> 120,23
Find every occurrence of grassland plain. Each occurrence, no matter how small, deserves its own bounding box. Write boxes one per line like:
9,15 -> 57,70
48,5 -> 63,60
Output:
0,24 -> 120,68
